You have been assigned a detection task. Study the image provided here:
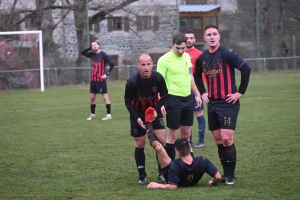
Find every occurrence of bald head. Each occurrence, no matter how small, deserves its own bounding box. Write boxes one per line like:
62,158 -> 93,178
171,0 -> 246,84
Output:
137,54 -> 153,79
138,54 -> 152,63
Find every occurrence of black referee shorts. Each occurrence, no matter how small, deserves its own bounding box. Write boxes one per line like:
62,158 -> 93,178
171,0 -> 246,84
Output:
165,94 -> 194,129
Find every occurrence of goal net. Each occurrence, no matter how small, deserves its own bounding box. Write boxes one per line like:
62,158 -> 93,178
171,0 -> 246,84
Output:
0,30 -> 44,91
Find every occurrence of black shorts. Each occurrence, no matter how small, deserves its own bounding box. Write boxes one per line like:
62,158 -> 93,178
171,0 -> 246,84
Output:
130,111 -> 165,137
165,94 -> 193,129
90,80 -> 107,94
207,100 -> 240,131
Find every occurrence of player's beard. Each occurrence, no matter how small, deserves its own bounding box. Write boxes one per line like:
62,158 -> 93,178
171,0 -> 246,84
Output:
187,44 -> 194,49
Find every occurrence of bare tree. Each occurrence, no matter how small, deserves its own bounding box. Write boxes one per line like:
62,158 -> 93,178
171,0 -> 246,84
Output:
74,0 -> 139,68
0,0 -> 140,61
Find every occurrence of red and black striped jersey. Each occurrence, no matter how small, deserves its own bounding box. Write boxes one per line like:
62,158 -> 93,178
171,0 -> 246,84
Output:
124,71 -> 168,114
83,51 -> 113,82
194,45 -> 251,101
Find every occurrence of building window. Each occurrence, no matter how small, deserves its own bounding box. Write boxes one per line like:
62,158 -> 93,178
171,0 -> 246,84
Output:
137,16 -> 159,31
141,16 -> 151,30
107,17 -> 129,32
180,18 -> 202,30
113,17 -> 122,31
205,16 -> 217,26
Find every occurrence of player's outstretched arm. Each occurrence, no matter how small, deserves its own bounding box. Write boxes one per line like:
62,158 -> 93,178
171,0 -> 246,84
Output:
147,182 -> 177,189
207,171 -> 221,186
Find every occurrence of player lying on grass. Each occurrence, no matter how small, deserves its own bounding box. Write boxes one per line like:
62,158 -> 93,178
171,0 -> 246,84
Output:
144,107 -> 221,189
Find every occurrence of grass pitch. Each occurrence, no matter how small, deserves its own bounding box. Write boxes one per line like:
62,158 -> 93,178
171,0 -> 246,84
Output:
0,72 -> 300,199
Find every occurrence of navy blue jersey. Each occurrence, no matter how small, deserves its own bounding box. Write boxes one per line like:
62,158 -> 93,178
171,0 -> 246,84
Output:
194,46 -> 251,101
168,156 -> 218,187
83,51 -> 113,81
124,71 -> 168,113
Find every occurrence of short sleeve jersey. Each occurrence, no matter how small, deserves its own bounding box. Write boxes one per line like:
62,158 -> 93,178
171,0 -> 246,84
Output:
168,156 -> 218,187
157,50 -> 192,97
195,45 -> 246,100
185,48 -> 202,73
124,70 -> 168,112
84,51 -> 113,82
185,47 -> 206,82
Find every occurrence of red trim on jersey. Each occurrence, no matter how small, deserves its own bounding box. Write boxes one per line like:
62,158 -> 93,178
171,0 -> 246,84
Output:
219,61 -> 226,99
226,62 -> 232,95
238,61 -> 245,69
208,78 -> 212,99
141,93 -> 146,111
213,71 -> 218,99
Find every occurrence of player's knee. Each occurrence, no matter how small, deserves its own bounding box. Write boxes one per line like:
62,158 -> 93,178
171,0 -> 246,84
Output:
167,137 -> 176,144
222,137 -> 233,146
135,139 -> 146,148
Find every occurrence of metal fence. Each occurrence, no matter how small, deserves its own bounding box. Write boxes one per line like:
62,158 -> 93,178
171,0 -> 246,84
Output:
0,56 -> 299,89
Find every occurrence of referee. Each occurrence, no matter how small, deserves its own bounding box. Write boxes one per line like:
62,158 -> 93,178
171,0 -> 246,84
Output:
157,33 -> 202,161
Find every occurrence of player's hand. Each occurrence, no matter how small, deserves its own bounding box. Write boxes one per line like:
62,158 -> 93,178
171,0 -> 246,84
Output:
202,93 -> 209,103
137,118 -> 146,129
101,74 -> 108,80
207,180 -> 213,186
226,92 -> 242,104
195,95 -> 202,108
147,182 -> 160,188
161,106 -> 167,116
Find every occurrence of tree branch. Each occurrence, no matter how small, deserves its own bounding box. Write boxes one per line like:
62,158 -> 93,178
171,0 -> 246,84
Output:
90,0 -> 139,22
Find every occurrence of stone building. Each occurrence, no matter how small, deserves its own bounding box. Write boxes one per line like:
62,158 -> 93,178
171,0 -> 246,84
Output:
52,0 -> 223,66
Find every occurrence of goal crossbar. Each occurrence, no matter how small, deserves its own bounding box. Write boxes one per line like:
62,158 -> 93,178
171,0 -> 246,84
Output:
0,30 -> 44,91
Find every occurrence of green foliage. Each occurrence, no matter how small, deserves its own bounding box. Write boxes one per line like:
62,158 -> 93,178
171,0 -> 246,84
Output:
0,73 -> 300,200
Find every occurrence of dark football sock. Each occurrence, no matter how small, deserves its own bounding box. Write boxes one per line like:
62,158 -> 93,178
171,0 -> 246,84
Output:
145,122 -> 158,144
165,143 -> 175,160
91,104 -> 96,114
106,104 -> 111,114
218,144 -> 228,176
134,147 -> 146,176
197,115 -> 206,144
156,153 -> 162,173
224,143 -> 237,178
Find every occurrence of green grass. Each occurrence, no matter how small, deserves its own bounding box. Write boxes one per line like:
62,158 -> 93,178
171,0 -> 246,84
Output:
0,73 -> 300,200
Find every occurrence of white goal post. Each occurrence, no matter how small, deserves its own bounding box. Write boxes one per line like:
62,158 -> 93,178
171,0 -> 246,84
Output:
0,30 -> 44,91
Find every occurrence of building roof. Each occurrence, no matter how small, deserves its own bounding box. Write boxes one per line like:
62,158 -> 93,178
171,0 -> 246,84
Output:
179,5 -> 221,13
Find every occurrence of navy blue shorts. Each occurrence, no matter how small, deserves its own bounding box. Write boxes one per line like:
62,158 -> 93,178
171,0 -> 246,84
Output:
207,100 -> 240,130
165,94 -> 194,129
90,80 -> 107,94
191,92 -> 204,111
130,111 -> 165,137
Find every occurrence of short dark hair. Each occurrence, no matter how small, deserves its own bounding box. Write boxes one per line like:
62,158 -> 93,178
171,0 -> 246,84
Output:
174,138 -> 190,156
204,25 -> 219,32
185,30 -> 195,35
172,33 -> 187,45
90,41 -> 100,48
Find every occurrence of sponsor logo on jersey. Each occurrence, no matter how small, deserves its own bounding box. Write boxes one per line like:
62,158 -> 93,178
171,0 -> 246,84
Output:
204,68 -> 223,78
